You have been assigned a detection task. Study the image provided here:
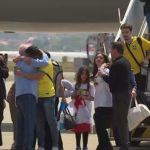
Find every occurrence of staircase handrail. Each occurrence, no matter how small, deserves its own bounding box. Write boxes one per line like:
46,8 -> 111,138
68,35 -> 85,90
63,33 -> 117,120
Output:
115,0 -> 136,41
138,17 -> 147,37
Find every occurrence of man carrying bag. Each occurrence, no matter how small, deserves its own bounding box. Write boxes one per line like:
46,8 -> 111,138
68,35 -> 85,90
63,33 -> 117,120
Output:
120,23 -> 150,145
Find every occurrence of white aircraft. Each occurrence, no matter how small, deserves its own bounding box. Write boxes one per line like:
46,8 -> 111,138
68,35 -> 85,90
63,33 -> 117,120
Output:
0,51 -> 87,62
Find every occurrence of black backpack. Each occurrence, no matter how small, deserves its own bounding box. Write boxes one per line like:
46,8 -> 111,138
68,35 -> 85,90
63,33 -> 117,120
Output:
52,59 -> 63,97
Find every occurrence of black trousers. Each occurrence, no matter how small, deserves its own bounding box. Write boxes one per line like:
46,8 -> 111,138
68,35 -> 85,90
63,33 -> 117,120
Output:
135,73 -> 146,92
75,132 -> 88,148
112,92 -> 131,150
131,73 -> 147,144
93,107 -> 113,150
0,100 -> 4,146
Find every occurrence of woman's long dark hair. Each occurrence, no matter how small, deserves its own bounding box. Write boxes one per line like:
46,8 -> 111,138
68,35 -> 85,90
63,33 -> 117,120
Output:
75,66 -> 90,93
0,53 -> 8,66
92,52 -> 109,78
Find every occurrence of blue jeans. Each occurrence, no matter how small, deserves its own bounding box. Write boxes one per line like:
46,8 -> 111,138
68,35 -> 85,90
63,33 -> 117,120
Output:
146,13 -> 150,40
37,96 -> 58,148
15,94 -> 37,150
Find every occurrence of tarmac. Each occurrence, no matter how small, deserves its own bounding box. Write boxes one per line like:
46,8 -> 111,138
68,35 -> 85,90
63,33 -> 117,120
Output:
1,78 -> 150,149
1,80 -> 100,150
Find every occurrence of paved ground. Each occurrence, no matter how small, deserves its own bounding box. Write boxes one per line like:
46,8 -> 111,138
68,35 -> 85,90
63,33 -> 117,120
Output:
1,79 -> 150,149
0,132 -> 101,150
1,132 -> 150,150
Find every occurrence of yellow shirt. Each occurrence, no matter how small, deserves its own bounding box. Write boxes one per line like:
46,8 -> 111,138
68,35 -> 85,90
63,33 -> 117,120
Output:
123,36 -> 150,74
38,60 -> 55,97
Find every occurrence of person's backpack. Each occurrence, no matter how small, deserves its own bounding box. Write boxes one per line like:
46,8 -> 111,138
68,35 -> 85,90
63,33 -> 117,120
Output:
51,59 -> 63,97
137,37 -> 144,53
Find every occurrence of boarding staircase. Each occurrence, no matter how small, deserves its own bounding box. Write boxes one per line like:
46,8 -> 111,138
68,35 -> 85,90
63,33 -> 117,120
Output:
85,0 -> 148,74
115,0 -> 146,41
113,0 -> 150,144
84,0 -> 150,145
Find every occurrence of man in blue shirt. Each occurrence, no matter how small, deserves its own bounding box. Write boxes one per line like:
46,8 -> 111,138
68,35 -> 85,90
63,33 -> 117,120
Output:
14,45 -> 49,150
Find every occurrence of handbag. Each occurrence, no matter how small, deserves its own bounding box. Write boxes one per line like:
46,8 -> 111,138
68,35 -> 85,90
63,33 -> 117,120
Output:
64,107 -> 76,130
128,98 -> 150,131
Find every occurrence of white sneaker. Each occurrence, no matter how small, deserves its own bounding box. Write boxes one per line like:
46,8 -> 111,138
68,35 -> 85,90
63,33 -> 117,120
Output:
37,147 -> 44,150
51,147 -> 58,150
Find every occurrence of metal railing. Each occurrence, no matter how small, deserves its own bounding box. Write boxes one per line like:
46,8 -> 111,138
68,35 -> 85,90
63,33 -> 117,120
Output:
113,0 -> 150,143
138,17 -> 147,37
115,0 -> 145,41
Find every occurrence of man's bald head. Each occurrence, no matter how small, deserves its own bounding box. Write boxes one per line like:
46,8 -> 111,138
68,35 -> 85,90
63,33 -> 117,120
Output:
19,43 -> 31,56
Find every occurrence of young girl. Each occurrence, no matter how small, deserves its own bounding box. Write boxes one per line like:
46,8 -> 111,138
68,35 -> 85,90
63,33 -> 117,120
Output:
92,52 -> 113,150
72,66 -> 95,150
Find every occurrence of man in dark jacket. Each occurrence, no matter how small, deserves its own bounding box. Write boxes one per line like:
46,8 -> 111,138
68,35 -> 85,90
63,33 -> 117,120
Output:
0,53 -> 9,145
109,42 -> 132,150
140,0 -> 150,40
